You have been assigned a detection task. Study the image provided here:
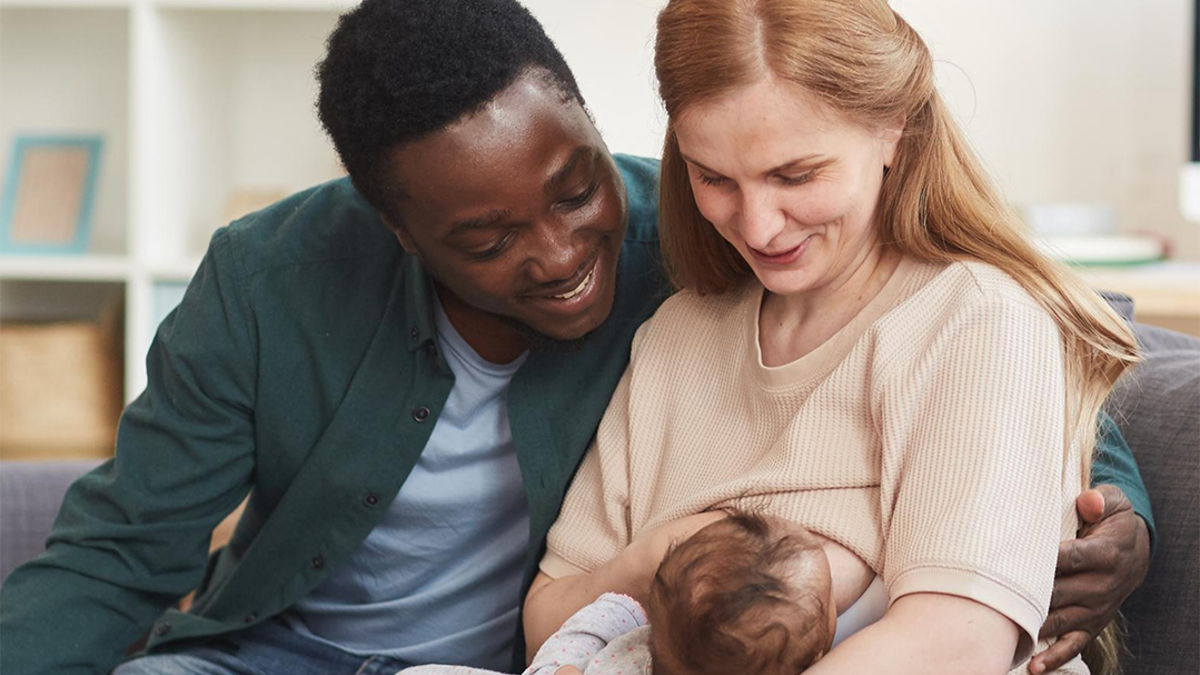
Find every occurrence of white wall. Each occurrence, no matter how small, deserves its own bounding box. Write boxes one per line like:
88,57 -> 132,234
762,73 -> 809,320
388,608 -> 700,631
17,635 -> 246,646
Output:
894,0 -> 1197,259
521,0 -> 667,158
525,0 -> 1198,260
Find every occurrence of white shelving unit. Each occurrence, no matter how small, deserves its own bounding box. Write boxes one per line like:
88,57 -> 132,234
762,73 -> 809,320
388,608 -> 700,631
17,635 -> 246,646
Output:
0,0 -> 352,401
0,0 -> 669,406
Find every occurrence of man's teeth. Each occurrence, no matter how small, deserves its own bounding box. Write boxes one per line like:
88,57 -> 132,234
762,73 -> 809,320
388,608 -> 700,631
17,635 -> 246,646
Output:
554,268 -> 594,300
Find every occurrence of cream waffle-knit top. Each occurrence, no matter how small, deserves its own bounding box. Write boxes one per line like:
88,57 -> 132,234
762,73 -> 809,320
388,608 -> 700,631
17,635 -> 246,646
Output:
541,257 -> 1085,673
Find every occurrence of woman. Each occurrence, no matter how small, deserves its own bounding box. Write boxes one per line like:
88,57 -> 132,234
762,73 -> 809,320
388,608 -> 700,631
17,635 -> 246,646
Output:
524,1 -> 1138,674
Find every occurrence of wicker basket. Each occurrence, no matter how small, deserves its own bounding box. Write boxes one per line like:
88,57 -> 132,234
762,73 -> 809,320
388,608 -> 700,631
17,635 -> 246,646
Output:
0,309 -> 123,460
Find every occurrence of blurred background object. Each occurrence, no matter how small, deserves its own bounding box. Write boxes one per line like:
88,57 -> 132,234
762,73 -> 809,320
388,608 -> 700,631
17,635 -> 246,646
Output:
1024,202 -> 1168,266
0,135 -> 103,255
0,297 -> 122,460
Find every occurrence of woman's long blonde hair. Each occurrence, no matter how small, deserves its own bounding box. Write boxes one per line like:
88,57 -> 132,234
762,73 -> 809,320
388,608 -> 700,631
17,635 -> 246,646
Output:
655,1 -> 1138,671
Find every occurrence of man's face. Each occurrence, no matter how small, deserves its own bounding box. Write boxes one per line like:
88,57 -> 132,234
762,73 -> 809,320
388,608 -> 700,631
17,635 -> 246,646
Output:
385,70 -> 628,342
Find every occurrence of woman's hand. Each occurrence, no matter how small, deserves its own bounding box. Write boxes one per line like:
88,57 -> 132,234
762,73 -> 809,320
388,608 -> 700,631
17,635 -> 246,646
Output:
1030,485 -> 1151,674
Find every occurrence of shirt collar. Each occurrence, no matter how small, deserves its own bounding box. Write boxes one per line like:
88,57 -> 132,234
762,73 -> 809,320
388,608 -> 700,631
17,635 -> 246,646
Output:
401,253 -> 438,353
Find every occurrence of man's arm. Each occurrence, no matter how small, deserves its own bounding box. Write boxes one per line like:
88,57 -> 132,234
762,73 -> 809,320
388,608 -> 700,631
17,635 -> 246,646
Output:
1031,415 -> 1153,674
1089,413 -> 1155,544
0,228 -> 257,675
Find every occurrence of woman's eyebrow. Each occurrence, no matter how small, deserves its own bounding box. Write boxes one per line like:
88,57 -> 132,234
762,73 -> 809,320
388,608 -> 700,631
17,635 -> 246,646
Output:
768,156 -> 826,173
680,153 -> 824,177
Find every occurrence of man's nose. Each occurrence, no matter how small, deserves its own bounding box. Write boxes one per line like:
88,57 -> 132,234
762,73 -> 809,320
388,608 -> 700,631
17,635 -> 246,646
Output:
526,217 -> 585,285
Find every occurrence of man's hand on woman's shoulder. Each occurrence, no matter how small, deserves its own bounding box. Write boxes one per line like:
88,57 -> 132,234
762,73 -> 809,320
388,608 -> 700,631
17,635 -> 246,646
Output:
1031,485 -> 1150,674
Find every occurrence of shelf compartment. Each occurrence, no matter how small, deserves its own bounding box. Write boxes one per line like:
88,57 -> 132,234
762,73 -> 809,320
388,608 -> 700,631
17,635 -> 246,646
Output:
137,7 -> 343,265
0,6 -> 130,256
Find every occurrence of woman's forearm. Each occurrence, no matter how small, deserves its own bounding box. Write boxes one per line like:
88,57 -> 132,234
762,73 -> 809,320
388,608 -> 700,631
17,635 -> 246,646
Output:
523,566 -> 643,659
524,512 -> 727,658
805,593 -> 1020,675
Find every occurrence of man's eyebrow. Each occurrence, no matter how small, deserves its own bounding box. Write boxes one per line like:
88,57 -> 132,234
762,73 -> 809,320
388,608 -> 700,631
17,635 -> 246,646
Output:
543,146 -> 594,197
447,208 -> 511,240
680,153 -> 824,176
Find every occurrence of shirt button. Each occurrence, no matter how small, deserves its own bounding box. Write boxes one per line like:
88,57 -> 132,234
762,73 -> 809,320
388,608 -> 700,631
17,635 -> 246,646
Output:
243,612 -> 258,624
412,406 -> 430,423
410,327 -> 419,341
362,492 -> 381,507
154,622 -> 171,637
311,556 -> 325,571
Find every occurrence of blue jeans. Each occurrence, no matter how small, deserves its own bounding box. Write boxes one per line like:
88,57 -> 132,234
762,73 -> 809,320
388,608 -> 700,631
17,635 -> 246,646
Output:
113,618 -> 410,675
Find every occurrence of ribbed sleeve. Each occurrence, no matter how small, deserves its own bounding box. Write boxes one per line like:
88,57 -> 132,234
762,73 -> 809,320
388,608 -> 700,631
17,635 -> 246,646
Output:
876,291 -> 1073,666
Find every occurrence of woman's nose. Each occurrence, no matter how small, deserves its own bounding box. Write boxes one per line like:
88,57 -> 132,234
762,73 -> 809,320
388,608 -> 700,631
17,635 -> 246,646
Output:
738,189 -> 785,251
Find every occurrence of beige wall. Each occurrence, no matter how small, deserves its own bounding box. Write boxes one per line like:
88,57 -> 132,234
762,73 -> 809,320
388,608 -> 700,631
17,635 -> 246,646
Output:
895,0 -> 1199,260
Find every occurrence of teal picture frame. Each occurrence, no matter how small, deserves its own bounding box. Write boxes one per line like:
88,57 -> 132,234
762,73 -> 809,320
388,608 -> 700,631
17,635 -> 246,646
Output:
0,135 -> 104,255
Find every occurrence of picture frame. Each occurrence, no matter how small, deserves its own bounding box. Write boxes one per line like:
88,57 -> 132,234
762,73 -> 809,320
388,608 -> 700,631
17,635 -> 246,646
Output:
0,135 -> 103,255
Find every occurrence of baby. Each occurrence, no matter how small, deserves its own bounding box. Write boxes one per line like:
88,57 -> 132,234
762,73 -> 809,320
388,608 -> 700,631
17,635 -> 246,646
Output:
398,511 -> 836,675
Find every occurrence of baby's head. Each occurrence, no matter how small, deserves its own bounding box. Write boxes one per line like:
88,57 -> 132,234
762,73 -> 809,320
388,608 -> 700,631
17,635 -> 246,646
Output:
646,512 -> 835,675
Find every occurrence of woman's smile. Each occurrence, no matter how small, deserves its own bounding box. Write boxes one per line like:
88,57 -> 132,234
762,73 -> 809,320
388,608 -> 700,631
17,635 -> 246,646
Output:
748,234 -> 815,266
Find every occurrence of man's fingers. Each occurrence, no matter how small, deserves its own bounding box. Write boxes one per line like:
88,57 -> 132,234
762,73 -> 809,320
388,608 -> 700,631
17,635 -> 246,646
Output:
1049,573 -> 1108,610
1090,484 -> 1133,523
1030,631 -> 1091,674
1039,604 -> 1095,641
1055,536 -> 1120,576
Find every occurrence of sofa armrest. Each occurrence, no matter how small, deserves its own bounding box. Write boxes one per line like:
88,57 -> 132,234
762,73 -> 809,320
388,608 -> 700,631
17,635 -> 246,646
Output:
0,460 -> 102,584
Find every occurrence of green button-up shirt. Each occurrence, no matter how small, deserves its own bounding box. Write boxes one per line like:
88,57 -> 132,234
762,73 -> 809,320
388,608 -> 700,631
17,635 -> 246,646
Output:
0,155 -> 666,675
0,154 -> 1152,675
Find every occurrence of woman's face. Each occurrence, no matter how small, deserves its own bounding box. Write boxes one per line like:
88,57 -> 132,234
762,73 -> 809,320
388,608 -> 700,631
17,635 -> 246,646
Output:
673,76 -> 901,297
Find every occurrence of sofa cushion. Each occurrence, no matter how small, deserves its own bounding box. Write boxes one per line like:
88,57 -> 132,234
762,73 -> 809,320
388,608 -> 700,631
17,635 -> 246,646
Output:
1104,324 -> 1200,673
0,460 -> 100,584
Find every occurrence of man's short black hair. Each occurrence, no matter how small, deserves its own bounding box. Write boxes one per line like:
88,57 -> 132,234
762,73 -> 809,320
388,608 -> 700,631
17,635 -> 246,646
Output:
316,0 -> 585,216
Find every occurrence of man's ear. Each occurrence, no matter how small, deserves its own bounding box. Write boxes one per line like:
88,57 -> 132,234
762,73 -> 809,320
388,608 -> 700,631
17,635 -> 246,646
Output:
380,212 -> 417,254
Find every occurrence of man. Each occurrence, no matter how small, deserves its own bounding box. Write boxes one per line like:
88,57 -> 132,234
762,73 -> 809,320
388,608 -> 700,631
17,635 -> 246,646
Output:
0,1 -> 1152,674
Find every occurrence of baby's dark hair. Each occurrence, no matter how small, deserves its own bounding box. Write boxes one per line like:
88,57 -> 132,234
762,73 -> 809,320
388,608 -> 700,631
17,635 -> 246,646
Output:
316,0 -> 584,215
646,511 -> 833,675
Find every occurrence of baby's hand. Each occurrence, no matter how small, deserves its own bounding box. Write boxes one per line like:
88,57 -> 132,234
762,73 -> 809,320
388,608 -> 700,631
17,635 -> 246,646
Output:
553,667 -> 585,675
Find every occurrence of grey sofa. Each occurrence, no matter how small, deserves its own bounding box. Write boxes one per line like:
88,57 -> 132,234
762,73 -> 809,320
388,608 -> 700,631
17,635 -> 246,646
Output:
1,322 -> 1197,674
1102,322 -> 1200,673
0,459 -> 103,584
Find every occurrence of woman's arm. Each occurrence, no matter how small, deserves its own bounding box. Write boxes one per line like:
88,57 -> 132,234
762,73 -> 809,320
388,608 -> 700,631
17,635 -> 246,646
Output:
805,593 -> 1019,675
524,565 -> 646,659
524,512 -> 727,658
859,292 -> 1078,673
